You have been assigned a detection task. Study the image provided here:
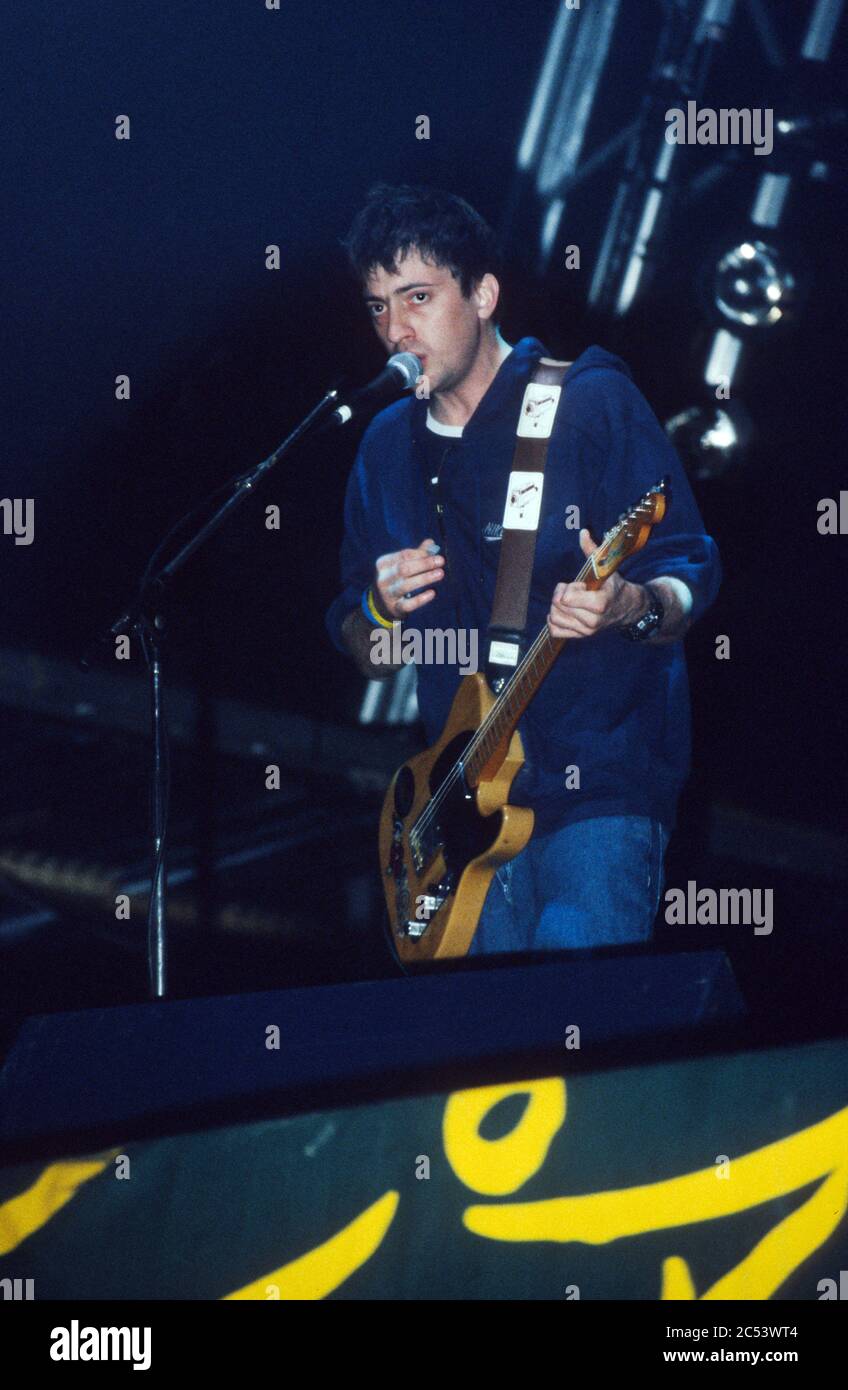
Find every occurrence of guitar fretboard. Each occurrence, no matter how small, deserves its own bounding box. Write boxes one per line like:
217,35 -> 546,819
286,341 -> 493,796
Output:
464,587 -> 580,783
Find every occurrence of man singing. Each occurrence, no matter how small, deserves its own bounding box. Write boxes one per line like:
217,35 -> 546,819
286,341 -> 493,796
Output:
326,184 -> 721,954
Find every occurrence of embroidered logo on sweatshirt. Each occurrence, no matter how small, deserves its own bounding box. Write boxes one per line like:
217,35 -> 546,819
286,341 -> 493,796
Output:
482,522 -> 503,542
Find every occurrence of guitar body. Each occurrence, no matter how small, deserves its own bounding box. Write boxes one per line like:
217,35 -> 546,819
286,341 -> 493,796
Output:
379,672 -> 535,961
377,477 -> 668,964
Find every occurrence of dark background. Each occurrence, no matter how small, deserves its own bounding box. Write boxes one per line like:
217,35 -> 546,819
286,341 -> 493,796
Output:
1,1 -> 846,1045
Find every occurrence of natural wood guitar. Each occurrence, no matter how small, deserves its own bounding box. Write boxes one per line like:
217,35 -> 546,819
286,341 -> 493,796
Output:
378,478 -> 669,960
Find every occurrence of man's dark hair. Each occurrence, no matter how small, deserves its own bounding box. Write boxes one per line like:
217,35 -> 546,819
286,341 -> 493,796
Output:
342,184 -> 501,299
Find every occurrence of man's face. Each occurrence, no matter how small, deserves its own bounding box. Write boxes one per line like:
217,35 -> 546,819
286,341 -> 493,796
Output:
363,249 -> 494,395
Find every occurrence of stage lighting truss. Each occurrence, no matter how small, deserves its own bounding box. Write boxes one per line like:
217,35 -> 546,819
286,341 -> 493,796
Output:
508,0 -> 844,476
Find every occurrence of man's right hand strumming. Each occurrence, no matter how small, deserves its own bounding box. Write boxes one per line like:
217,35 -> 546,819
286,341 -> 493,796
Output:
341,538 -> 445,679
373,538 -> 445,620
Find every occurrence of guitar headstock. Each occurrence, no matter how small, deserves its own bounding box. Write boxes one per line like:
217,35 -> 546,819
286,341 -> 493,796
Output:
593,477 -> 669,580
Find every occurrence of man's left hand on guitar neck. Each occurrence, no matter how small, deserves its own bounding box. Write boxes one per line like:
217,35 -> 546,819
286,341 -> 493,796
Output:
547,528 -> 692,645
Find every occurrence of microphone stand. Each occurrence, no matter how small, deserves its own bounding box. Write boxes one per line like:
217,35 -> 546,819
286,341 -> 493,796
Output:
80,386 -> 340,999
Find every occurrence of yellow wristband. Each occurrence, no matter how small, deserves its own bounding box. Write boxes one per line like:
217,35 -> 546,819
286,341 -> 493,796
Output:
366,587 -> 394,629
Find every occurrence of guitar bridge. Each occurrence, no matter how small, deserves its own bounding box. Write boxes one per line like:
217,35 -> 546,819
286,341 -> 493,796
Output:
410,822 -> 443,874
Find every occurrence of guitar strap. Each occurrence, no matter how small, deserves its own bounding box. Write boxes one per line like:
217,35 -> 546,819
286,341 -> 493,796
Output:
486,356 -> 572,691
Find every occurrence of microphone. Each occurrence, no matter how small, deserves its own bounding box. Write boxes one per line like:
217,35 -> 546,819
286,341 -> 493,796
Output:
325,352 -> 423,429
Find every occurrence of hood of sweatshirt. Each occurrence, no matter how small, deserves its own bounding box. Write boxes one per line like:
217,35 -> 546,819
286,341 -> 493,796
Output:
406,337 -> 633,442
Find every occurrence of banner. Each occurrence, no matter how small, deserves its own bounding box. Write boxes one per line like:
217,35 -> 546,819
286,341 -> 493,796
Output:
2,1038 -> 847,1301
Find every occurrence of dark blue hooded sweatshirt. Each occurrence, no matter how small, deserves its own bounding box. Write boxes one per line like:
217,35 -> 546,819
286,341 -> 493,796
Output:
326,338 -> 721,834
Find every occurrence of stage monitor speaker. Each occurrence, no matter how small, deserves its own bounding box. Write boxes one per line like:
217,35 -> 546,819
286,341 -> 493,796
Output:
0,948 -> 744,1160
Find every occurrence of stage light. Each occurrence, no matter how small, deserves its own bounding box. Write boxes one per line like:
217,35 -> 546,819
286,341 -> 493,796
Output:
714,241 -> 796,327
704,329 -> 743,390
665,402 -> 751,481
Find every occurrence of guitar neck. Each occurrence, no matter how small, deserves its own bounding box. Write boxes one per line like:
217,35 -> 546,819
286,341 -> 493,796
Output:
466,554 -> 600,784
457,478 -> 668,788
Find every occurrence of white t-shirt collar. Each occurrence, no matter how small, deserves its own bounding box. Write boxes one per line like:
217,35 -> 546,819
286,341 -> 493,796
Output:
425,412 -> 464,437
425,342 -> 514,438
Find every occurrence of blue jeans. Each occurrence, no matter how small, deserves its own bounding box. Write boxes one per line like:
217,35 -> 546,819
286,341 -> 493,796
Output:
469,815 -> 671,955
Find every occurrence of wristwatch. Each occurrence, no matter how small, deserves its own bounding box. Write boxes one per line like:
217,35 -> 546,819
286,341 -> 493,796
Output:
620,583 -> 665,642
